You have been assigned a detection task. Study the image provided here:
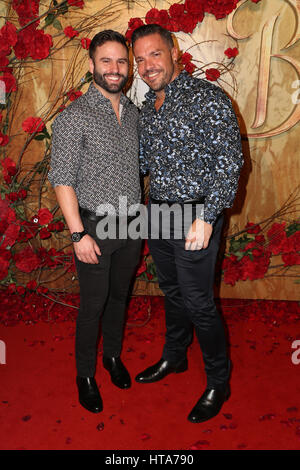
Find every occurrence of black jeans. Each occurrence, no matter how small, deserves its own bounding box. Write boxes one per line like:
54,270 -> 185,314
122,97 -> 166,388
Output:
74,214 -> 142,377
148,209 -> 229,389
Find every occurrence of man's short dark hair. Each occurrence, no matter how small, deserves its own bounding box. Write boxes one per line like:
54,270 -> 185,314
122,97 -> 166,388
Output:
131,24 -> 174,50
89,30 -> 128,61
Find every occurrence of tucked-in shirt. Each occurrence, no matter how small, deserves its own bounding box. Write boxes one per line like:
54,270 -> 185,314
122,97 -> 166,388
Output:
139,71 -> 244,224
48,83 -> 141,214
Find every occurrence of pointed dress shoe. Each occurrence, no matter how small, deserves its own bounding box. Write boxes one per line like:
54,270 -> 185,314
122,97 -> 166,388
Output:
187,385 -> 230,423
103,356 -> 131,389
135,358 -> 188,383
76,376 -> 103,413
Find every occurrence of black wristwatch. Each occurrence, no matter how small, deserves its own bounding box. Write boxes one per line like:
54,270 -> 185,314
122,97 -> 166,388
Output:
71,230 -> 88,242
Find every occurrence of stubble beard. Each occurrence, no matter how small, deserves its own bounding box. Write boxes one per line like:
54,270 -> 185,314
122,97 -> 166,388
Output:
93,70 -> 128,94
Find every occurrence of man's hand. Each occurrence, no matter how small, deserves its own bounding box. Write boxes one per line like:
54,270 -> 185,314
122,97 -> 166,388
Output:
73,234 -> 101,264
185,219 -> 213,251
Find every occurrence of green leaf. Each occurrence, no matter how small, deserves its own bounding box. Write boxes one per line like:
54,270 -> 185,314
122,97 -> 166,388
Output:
53,19 -> 63,30
45,13 -> 55,27
286,223 -> 300,237
34,134 -> 46,141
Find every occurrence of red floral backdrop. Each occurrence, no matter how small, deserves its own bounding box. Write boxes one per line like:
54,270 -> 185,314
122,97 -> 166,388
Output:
0,0 -> 299,321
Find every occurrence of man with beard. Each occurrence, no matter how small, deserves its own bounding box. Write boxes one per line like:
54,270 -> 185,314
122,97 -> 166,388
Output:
48,30 -> 141,413
132,24 -> 243,423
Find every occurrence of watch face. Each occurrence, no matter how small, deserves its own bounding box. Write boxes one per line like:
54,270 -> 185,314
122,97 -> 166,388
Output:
71,232 -> 81,242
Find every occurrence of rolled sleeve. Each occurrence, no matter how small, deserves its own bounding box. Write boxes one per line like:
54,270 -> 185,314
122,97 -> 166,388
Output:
48,109 -> 83,188
202,91 -> 244,224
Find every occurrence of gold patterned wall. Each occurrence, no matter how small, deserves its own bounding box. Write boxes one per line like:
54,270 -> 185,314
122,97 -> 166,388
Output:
2,0 -> 299,300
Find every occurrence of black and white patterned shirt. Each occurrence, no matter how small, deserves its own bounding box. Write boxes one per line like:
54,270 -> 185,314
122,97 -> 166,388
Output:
139,71 -> 244,224
48,83 -> 141,214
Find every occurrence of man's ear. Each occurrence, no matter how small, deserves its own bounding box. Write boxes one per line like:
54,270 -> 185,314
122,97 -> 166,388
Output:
171,46 -> 179,64
89,58 -> 94,74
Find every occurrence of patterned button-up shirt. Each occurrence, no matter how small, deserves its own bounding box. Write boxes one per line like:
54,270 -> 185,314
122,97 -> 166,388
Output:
139,71 -> 243,224
48,83 -> 141,214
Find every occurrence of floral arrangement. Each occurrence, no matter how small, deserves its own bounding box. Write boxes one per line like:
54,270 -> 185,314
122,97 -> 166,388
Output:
0,0 -> 299,316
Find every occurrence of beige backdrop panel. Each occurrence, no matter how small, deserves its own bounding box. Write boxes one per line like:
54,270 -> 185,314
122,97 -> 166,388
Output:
4,0 -> 299,300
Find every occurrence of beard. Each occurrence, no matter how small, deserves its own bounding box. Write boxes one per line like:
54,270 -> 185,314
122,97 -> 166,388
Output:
93,70 -> 128,94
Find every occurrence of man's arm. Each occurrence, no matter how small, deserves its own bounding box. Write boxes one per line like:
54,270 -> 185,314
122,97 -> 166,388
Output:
186,89 -> 243,251
49,111 -> 100,264
202,89 -> 244,226
54,185 -> 101,264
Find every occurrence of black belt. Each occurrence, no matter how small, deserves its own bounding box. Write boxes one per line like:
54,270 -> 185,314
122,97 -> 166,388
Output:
150,196 -> 205,206
79,207 -> 136,222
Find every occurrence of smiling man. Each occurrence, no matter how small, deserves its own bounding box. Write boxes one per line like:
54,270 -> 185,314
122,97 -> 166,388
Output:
132,24 -> 244,423
48,31 -> 141,414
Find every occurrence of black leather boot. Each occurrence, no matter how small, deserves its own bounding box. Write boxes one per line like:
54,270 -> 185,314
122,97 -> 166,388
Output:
187,384 -> 230,423
135,358 -> 188,383
76,376 -> 103,413
103,356 -> 131,389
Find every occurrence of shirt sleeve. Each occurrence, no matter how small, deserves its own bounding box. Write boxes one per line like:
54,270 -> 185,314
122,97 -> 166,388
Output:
201,90 -> 244,225
48,108 -> 83,188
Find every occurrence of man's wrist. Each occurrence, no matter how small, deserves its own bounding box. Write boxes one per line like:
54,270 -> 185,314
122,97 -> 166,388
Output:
71,230 -> 88,242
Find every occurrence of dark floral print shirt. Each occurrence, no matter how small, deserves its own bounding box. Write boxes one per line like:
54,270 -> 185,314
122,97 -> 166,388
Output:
139,71 -> 244,224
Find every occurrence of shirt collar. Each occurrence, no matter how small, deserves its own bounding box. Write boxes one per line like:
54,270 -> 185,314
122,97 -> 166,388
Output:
85,82 -> 130,109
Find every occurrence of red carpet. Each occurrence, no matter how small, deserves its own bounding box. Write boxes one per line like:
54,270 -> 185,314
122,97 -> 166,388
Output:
0,296 -> 300,450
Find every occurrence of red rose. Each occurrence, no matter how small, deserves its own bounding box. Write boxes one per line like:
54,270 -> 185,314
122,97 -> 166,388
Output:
0,198 -> 16,223
64,26 -> 79,38
282,253 -> 300,267
185,62 -> 196,74
0,57 -> 9,73
222,254 -> 242,286
181,52 -> 193,65
0,71 -> 17,93
205,68 -> 220,81
145,8 -> 161,25
157,10 -> 171,29
251,0 -> 261,3
203,0 -> 238,20
169,4 -> 185,19
0,132 -> 9,146
6,192 -> 18,202
0,247 -> 11,280
1,156 -> 17,184
16,286 -> 25,295
126,18 -> 146,42
30,29 -> 52,60
37,208 -> 53,225
0,22 -> 18,47
66,89 -> 83,101
67,0 -> 84,7
39,227 -> 52,239
12,0 -> 40,27
26,280 -> 37,290
180,13 -> 198,33
184,0 -> 204,22
81,37 -> 91,49
22,116 -> 45,134
14,246 -> 41,273
267,222 -> 287,255
245,222 -> 261,234
17,189 -> 27,200
136,259 -> 147,276
224,47 -> 239,58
